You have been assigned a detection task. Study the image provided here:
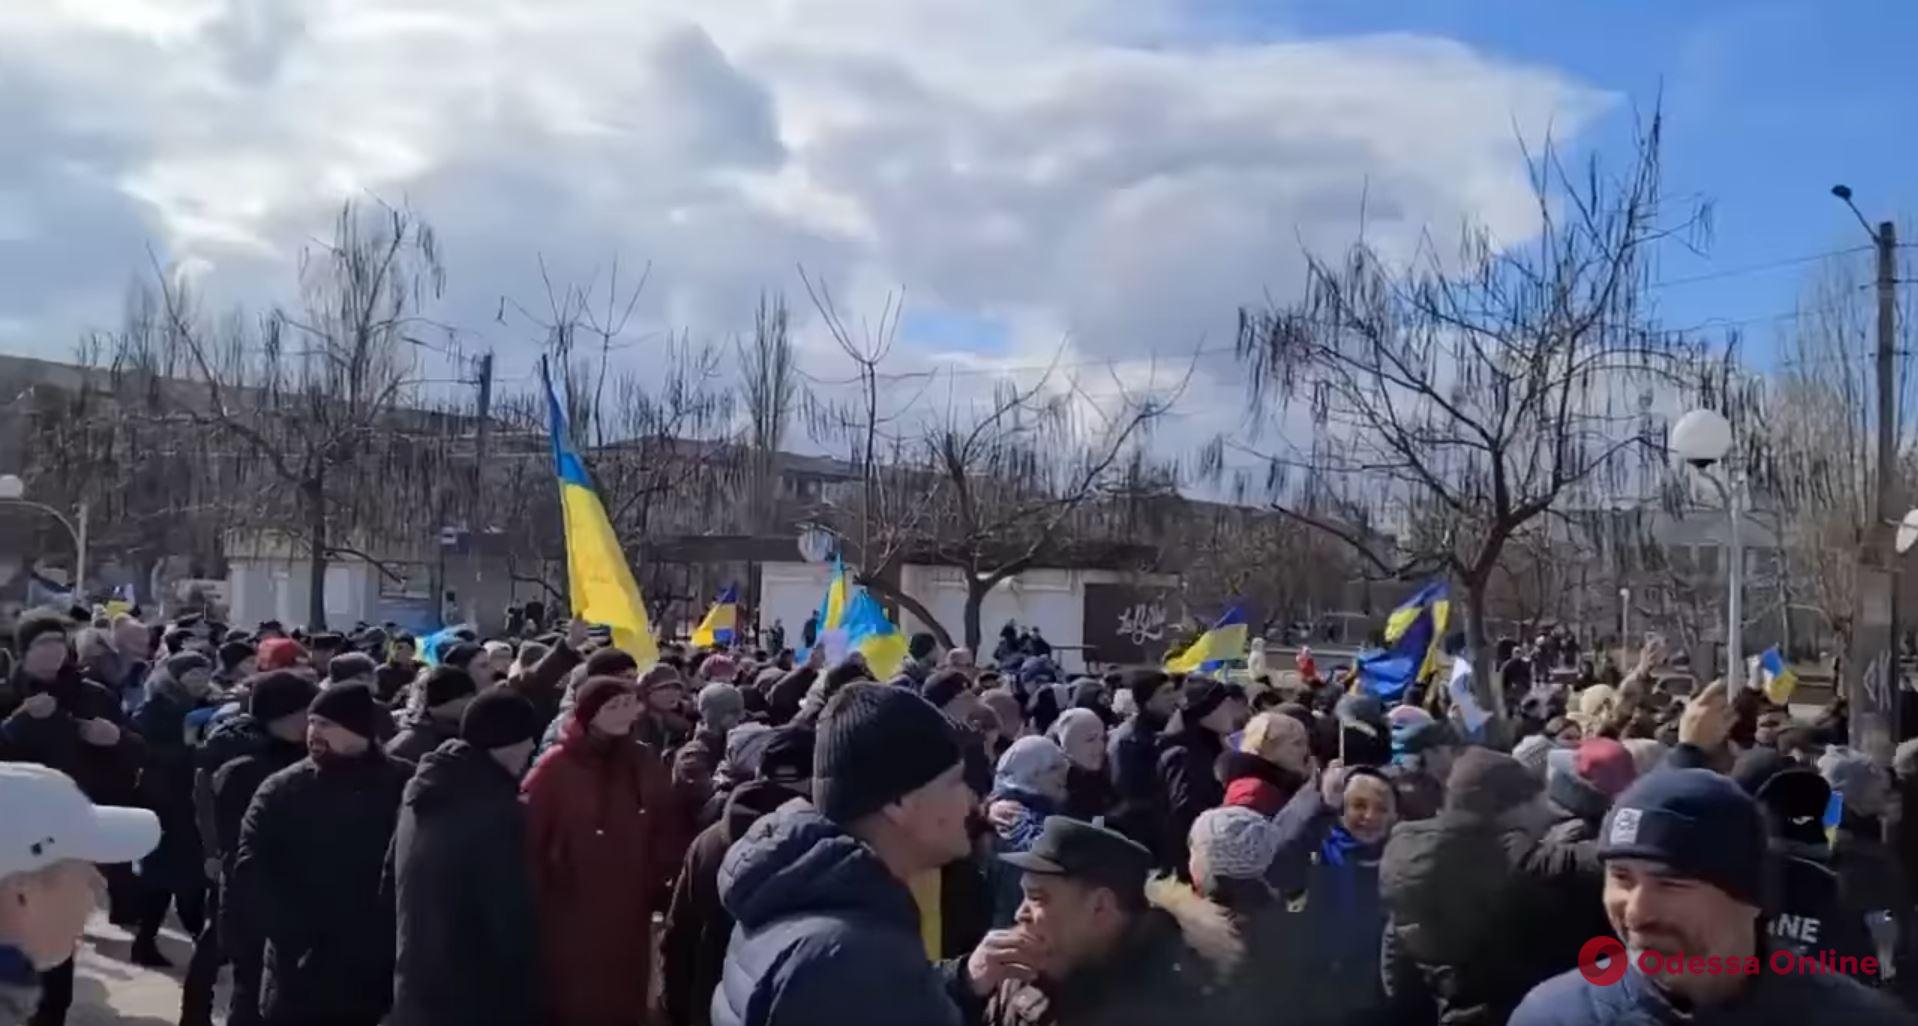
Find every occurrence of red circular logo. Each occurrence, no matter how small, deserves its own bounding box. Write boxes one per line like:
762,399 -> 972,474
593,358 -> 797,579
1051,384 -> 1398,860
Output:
1579,936 -> 1628,986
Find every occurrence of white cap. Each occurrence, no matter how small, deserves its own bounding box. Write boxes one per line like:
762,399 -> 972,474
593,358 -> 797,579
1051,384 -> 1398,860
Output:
0,763 -> 160,879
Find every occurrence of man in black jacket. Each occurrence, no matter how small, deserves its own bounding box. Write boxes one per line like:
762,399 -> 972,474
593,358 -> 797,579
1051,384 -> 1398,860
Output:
1521,738 -> 1639,977
661,726 -> 813,1026
1105,670 -> 1174,859
182,672 -> 316,1026
234,684 -> 410,1026
1154,678 -> 1246,875
388,689 -> 542,1026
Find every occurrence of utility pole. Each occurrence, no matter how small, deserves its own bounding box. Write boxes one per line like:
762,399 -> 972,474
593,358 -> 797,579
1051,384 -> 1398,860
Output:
466,351 -> 494,627
1846,206 -> 1900,764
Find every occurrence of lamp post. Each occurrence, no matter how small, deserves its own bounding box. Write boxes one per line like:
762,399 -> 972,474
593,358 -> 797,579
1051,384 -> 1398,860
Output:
1671,410 -> 1743,689
0,474 -> 89,601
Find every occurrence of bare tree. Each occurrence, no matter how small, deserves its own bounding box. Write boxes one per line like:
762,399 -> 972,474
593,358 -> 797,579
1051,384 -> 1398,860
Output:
1212,114 -> 1706,714
149,201 -> 450,629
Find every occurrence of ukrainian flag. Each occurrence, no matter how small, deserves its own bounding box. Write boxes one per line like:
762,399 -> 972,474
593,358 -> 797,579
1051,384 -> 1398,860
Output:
838,586 -> 909,679
1759,646 -> 1798,705
1165,606 -> 1249,674
1358,582 -> 1450,700
542,357 -> 659,667
691,584 -> 740,648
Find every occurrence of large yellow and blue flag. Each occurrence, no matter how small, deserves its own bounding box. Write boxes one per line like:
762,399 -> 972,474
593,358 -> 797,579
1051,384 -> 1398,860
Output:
541,357 -> 659,667
1358,582 -> 1450,700
836,586 -> 909,679
1165,606 -> 1249,674
691,584 -> 740,648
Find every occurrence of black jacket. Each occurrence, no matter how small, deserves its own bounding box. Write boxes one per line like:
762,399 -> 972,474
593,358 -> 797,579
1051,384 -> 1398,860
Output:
132,682 -> 208,889
1379,808 -> 1552,1026
1156,724 -> 1226,873
982,878 -> 1242,1026
1105,712 -> 1166,856
1520,771 -> 1613,978
388,740 -> 540,1026
713,801 -> 976,1026
233,748 -> 410,1023
1765,839 -> 1875,965
0,664 -> 144,805
375,660 -> 421,705
662,780 -> 795,1026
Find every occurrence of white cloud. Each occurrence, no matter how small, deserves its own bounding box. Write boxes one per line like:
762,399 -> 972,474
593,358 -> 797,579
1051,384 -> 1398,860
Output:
0,0 -> 1610,450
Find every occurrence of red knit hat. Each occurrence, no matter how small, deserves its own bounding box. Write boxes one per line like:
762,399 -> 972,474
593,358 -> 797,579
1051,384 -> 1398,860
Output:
256,638 -> 309,672
573,675 -> 636,727
1574,738 -> 1638,799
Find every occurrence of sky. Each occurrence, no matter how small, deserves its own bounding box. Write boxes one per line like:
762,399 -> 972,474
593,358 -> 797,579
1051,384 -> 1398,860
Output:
1,0 -> 1913,449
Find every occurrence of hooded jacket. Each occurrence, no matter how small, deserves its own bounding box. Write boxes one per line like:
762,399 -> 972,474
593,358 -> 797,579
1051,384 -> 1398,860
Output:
233,747 -> 411,1023
388,739 -> 540,1026
981,877 -> 1243,1026
661,781 -> 798,1026
521,714 -> 674,1026
1511,958 -> 1915,1026
712,802 -> 974,1026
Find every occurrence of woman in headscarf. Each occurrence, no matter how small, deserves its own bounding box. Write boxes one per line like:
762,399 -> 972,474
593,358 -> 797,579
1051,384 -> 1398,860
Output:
1267,765 -> 1401,1026
521,676 -> 674,1025
1046,708 -> 1113,822
986,735 -> 1071,924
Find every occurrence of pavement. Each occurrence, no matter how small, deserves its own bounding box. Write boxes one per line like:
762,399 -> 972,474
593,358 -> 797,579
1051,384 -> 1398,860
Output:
62,912 -> 216,1025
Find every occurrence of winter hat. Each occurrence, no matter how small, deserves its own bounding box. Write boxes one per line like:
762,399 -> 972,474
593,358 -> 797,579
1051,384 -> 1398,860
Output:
758,726 -> 816,785
1623,738 -> 1670,778
639,663 -> 685,695
585,647 -> 640,678
163,651 -> 212,682
1745,764 -> 1832,847
326,652 -> 376,684
1387,704 -> 1434,733
1512,734 -> 1555,780
1556,738 -> 1638,799
422,666 -> 479,710
256,638 -> 308,671
1121,669 -> 1170,711
460,689 -> 541,750
1443,748 -> 1541,817
908,632 -> 938,662
356,627 -> 389,654
249,671 -> 320,723
573,676 -> 636,727
813,683 -> 962,824
1336,693 -> 1386,730
1819,746 -> 1890,819
1188,805 -> 1281,890
483,640 -> 514,661
1732,748 -> 1794,796
921,670 -> 971,712
441,642 -> 485,673
700,654 -> 739,683
994,735 -> 1070,801
308,683 -> 378,740
1396,719 -> 1460,757
217,639 -> 257,672
698,682 -> 745,725
1599,768 -> 1768,908
14,612 -> 70,653
1181,677 -> 1230,721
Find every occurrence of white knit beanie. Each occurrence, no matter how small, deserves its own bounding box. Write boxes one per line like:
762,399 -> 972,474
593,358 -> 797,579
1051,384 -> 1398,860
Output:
1189,806 -> 1279,890
1512,734 -> 1555,781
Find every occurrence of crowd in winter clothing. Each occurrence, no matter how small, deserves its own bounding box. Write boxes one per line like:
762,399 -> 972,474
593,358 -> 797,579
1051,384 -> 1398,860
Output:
10,606 -> 1918,1026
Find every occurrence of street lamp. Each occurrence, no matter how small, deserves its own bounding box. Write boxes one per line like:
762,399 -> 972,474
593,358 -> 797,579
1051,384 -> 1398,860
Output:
1670,409 -> 1745,689
0,474 -> 89,601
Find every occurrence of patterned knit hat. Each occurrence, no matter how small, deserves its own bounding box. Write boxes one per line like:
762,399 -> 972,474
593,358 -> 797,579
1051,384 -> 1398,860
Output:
1188,805 -> 1280,889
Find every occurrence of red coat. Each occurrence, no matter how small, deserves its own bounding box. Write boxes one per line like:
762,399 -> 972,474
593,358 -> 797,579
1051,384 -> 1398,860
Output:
522,719 -> 674,1026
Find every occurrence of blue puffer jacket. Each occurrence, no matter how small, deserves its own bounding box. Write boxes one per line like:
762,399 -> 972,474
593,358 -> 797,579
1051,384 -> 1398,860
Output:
1511,962 -> 1916,1026
713,802 -> 974,1026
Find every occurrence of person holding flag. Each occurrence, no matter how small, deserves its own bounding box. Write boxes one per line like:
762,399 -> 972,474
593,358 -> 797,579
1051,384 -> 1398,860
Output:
1164,606 -> 1249,675
1357,583 -> 1449,702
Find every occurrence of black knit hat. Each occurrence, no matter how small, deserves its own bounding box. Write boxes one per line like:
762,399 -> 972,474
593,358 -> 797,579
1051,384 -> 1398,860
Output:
814,683 -> 961,824
1181,676 -> 1229,720
759,727 -> 816,785
309,683 -> 378,740
441,642 -> 485,673
326,652 -> 377,684
1599,768 -> 1768,907
921,670 -> 970,711
163,651 -> 212,681
421,666 -> 478,709
249,670 -> 319,723
585,647 -> 639,678
1122,669 -> 1170,711
218,639 -> 257,672
460,689 -> 541,750
14,613 -> 69,654
908,632 -> 938,661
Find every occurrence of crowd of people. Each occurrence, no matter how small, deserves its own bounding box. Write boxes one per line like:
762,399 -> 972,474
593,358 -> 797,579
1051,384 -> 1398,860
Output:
4,604 -> 1918,1026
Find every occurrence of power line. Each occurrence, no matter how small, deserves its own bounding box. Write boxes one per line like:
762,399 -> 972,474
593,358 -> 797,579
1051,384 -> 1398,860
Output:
1649,246 -> 1870,290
